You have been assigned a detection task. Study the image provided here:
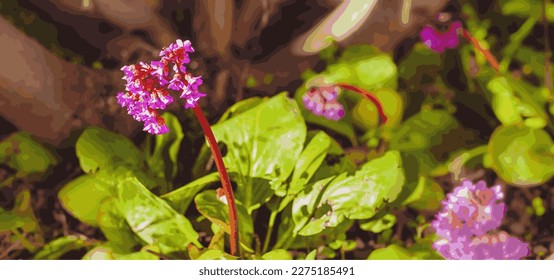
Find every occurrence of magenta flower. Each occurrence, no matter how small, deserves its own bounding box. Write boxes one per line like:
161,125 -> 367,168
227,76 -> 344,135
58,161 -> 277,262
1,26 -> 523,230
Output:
302,86 -> 345,121
116,39 -> 205,134
420,21 -> 462,53
432,180 -> 505,240
431,180 -> 529,260
434,232 -> 530,260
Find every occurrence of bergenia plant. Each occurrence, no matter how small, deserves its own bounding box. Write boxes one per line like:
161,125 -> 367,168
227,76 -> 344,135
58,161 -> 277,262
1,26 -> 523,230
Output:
116,39 -> 239,255
420,15 -> 499,71
432,180 -> 529,260
302,82 -> 388,124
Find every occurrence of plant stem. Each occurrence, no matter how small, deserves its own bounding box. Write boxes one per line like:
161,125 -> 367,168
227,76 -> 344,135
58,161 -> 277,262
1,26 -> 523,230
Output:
461,28 -> 499,72
193,105 -> 239,256
262,209 -> 278,253
335,83 -> 388,124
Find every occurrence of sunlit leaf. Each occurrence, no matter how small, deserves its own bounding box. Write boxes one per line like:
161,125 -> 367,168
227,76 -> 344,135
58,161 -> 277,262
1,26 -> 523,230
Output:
211,93 -> 307,212
76,127 -> 144,174
488,125 -> 554,187
116,177 -> 200,253
33,235 -> 94,260
0,132 -> 58,182
162,172 -> 221,213
293,151 -> 405,236
262,249 -> 292,260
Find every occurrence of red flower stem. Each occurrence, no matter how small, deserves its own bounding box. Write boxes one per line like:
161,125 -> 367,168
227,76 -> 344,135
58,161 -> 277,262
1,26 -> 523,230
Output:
336,83 -> 388,124
461,28 -> 499,72
193,105 -> 239,256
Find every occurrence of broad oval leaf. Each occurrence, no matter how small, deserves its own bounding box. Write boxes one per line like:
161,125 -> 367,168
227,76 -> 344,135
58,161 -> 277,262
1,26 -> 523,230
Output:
0,132 -> 58,182
117,177 -> 200,253
76,127 -> 144,174
211,93 -> 307,211
293,151 -> 405,236
488,125 -> 554,187
58,174 -> 113,226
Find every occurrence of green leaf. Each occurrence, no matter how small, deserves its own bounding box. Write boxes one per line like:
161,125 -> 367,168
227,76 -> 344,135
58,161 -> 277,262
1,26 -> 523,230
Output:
293,151 -> 405,236
488,125 -> 554,187
196,249 -> 237,260
195,190 -> 254,246
367,244 -> 414,260
116,177 -> 200,253
76,127 -> 144,174
0,189 -> 40,233
487,77 -> 523,125
324,45 -> 398,90
58,174 -> 113,226
211,93 -> 307,212
192,97 -> 265,179
288,131 -> 332,196
305,249 -> 317,260
359,213 -> 397,233
404,176 -> 445,211
162,172 -> 221,213
390,110 -> 459,173
97,199 -> 141,253
351,88 -> 404,133
0,132 -> 58,182
82,244 -> 160,260
262,249 -> 292,260
500,0 -> 554,21
398,43 -> 443,91
145,113 -> 184,188
33,235 -> 95,260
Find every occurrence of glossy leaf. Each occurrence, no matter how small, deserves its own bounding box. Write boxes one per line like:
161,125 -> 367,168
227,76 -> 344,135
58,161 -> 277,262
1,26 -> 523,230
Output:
293,151 -> 405,236
97,198 -> 141,253
359,213 -> 397,233
211,93 -> 307,212
58,174 -> 113,226
487,77 -> 523,125
288,131 -> 332,196
262,249 -> 293,260
162,172 -> 221,213
488,125 -> 554,187
76,127 -> 144,174
116,177 -> 200,253
367,244 -> 414,260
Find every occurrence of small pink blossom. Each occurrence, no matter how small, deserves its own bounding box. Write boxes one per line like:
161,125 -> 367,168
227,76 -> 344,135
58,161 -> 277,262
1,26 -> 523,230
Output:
302,86 -> 345,121
420,21 -> 462,53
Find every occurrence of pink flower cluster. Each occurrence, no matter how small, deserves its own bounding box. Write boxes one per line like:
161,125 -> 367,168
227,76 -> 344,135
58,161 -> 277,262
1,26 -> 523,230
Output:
302,86 -> 345,121
117,39 -> 205,134
432,180 -> 529,260
420,21 -> 462,53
